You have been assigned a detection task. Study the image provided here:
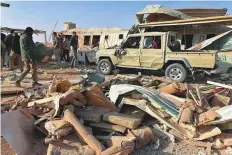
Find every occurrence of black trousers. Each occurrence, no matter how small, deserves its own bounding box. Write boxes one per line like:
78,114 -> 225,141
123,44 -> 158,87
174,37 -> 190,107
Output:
62,49 -> 70,62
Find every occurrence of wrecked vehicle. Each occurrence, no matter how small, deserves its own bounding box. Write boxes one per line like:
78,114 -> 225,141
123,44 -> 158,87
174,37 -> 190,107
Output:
96,31 -> 218,82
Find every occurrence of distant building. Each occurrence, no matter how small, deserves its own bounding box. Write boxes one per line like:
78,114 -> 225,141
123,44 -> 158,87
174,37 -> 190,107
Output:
137,5 -> 232,49
59,27 -> 128,50
57,5 -> 232,50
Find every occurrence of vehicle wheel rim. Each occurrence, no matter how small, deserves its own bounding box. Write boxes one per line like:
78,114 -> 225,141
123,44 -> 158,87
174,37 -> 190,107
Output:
100,62 -> 109,73
169,68 -> 182,80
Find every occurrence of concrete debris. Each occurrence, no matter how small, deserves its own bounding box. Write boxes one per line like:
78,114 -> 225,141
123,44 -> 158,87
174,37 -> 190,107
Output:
75,106 -> 110,123
1,72 -> 232,155
103,112 -> 142,129
127,126 -> 155,149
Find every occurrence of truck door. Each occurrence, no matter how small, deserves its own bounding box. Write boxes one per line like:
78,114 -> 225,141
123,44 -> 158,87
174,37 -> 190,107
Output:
140,35 -> 165,69
117,36 -> 141,67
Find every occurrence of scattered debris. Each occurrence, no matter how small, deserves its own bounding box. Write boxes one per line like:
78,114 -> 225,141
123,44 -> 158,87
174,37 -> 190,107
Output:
1,72 -> 232,155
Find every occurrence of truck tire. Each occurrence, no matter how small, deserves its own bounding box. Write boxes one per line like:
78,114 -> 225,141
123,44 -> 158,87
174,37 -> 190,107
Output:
165,63 -> 187,82
97,59 -> 112,75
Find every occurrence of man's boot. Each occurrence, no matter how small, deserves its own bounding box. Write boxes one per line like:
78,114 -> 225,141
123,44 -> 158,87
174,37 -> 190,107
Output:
15,80 -> 21,87
32,82 -> 42,87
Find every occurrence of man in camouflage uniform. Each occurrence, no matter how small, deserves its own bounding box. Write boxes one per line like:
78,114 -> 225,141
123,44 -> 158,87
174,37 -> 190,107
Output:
16,27 -> 42,87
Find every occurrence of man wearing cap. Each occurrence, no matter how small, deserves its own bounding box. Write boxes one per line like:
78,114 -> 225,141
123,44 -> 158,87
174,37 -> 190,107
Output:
16,27 -> 42,87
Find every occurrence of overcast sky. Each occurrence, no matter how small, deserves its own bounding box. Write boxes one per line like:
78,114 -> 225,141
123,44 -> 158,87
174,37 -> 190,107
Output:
1,1 -> 232,42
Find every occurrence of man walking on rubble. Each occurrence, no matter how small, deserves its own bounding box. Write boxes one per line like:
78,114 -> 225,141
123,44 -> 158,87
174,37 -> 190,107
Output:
52,32 -> 62,63
1,33 -> 6,70
62,35 -> 70,62
70,31 -> 78,68
8,33 -> 23,72
15,27 -> 42,87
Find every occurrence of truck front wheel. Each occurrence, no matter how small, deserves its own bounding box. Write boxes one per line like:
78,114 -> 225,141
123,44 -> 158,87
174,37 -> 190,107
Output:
165,63 -> 187,82
97,59 -> 112,75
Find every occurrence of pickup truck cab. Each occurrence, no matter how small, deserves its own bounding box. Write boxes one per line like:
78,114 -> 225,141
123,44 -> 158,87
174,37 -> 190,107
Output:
96,31 -> 217,82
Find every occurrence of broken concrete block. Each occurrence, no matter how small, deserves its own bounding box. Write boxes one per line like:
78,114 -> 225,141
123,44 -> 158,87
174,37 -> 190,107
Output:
196,107 -> 221,126
213,133 -> 232,148
103,112 -> 142,129
127,126 -> 155,149
121,105 -> 146,119
212,93 -> 230,108
101,136 -> 135,155
179,108 -> 193,123
84,83 -> 118,112
46,134 -> 95,155
64,109 -> 105,154
75,106 -> 110,123
90,122 -> 126,133
169,129 -> 184,141
194,126 -> 221,141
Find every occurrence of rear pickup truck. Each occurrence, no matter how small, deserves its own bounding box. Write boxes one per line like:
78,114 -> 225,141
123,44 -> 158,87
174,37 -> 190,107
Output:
96,31 -> 217,82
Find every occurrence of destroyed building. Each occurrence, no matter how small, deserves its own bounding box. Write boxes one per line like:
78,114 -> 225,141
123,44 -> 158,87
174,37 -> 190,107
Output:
59,23 -> 128,50
137,5 -> 232,49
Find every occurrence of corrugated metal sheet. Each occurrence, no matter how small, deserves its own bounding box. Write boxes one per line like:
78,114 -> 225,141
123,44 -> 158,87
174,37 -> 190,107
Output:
137,5 -> 191,19
136,5 -> 192,24
138,15 -> 232,27
188,30 -> 232,50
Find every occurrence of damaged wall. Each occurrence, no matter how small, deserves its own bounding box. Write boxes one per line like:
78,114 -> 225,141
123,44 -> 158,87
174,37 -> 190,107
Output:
59,27 -> 128,50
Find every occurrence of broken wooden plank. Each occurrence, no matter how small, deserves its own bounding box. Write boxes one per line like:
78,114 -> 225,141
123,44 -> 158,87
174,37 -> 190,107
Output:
194,126 -> 221,141
90,122 -> 126,133
64,109 -> 105,155
1,85 -> 24,95
103,112 -> 141,130
27,96 -> 58,107
207,81 -> 232,89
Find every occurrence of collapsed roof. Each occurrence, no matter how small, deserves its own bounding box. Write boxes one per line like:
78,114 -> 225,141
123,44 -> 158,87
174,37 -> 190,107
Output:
136,5 -> 192,24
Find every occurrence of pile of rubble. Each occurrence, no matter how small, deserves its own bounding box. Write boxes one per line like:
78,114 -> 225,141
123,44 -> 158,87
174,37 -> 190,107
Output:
1,73 -> 232,155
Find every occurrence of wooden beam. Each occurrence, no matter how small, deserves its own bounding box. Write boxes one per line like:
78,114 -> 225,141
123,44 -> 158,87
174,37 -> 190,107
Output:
207,81 -> 232,89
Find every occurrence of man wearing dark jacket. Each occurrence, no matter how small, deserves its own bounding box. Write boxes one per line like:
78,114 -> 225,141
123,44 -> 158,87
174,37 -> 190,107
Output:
16,27 -> 42,87
4,29 -> 14,66
70,31 -> 78,68
9,33 -> 23,72
1,33 -> 6,69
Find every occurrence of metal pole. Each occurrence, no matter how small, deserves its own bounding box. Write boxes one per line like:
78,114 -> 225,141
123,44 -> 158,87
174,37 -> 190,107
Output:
44,32 -> 47,44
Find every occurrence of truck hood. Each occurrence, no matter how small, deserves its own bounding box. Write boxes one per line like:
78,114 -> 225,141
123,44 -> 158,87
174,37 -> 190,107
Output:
96,49 -> 116,57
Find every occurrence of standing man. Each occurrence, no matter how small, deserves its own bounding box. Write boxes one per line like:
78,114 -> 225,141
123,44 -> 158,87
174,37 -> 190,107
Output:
70,31 -> 78,68
62,36 -> 70,62
52,32 -> 61,63
16,27 -> 42,87
4,29 -> 14,66
1,33 -> 6,69
8,33 -> 23,72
